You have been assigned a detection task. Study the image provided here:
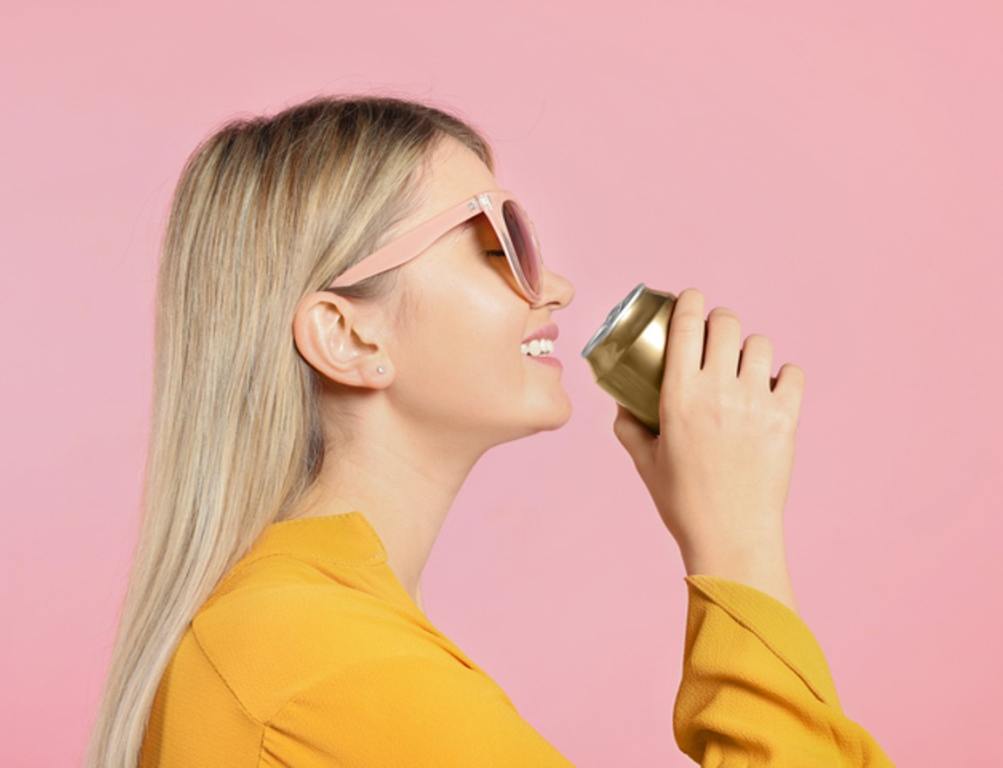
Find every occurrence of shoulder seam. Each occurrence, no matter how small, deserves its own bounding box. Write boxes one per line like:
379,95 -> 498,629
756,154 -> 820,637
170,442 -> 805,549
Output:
189,622 -> 266,726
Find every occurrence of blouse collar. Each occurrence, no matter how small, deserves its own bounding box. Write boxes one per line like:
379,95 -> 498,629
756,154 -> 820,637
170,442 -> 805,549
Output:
225,510 -> 490,679
249,510 -> 388,568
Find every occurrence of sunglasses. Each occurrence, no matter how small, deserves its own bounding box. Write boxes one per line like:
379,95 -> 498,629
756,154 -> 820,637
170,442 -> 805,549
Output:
326,188 -> 544,303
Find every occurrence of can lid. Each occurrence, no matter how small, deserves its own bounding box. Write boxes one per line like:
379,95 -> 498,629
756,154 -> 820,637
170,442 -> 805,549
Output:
580,282 -> 647,359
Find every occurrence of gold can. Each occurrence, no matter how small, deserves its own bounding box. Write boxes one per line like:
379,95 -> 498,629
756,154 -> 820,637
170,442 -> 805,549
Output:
580,283 -> 679,436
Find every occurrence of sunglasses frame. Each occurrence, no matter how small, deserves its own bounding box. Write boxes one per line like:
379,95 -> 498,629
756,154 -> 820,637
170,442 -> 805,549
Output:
326,188 -> 543,303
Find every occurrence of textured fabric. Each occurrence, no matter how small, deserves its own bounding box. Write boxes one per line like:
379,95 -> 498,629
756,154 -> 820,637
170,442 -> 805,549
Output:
139,512 -> 573,767
675,574 -> 896,766
139,511 -> 893,766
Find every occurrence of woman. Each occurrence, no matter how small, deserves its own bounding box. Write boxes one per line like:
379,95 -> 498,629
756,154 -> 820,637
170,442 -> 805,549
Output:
86,95 -> 894,766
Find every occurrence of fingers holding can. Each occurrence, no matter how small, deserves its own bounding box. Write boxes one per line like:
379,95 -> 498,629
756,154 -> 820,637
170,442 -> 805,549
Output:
660,287 -> 705,414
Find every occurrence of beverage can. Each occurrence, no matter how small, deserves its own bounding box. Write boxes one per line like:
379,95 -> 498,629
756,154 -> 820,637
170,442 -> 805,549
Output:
580,282 -> 679,436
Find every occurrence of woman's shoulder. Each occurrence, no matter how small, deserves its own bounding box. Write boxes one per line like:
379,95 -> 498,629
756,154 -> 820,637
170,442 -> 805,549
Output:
186,553 -> 451,723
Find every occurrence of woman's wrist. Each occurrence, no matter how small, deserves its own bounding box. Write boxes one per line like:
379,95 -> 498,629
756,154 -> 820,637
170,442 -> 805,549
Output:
681,538 -> 798,614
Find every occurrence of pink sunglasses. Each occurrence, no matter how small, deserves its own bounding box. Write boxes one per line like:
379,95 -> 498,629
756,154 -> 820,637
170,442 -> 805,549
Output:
327,188 -> 544,303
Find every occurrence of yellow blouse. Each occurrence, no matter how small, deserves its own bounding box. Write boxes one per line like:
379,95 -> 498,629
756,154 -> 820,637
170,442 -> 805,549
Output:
140,511 -> 894,766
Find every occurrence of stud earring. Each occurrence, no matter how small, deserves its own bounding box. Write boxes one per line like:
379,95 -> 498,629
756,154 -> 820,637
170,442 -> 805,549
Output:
376,365 -> 385,374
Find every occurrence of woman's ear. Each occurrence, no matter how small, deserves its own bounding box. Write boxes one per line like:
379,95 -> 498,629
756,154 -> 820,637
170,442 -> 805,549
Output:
291,291 -> 394,389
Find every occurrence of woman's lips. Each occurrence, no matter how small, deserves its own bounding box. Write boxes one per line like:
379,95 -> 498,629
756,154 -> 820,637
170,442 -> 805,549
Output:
522,321 -> 560,343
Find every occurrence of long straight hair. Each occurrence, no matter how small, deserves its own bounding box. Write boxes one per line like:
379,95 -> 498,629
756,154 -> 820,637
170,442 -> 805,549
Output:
85,94 -> 494,768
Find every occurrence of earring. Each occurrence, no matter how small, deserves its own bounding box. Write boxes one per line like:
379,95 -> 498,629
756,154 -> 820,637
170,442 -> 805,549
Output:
376,365 -> 385,374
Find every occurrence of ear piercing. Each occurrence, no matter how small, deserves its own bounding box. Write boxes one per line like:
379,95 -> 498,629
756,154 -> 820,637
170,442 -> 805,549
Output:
376,366 -> 385,374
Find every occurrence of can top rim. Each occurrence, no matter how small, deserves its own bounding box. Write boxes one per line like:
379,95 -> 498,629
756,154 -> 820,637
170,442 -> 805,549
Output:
580,282 -> 647,359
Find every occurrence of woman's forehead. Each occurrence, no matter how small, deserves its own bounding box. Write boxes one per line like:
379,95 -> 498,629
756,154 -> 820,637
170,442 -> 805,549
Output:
420,138 -> 496,208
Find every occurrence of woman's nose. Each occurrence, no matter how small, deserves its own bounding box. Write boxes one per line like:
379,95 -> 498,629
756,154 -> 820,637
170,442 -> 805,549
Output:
535,267 -> 575,309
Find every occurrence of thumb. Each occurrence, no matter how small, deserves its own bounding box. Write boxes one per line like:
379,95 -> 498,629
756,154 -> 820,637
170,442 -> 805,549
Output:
612,403 -> 655,471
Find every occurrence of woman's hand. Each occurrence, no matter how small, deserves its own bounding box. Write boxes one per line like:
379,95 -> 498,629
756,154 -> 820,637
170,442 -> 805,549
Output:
612,288 -> 806,611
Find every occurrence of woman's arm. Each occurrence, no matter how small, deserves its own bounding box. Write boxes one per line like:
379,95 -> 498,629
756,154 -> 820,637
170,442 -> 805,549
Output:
682,536 -> 799,612
611,288 -> 894,765
674,570 -> 896,766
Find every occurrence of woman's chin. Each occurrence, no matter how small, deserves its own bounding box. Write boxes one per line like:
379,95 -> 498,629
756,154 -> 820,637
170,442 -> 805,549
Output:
533,394 -> 572,430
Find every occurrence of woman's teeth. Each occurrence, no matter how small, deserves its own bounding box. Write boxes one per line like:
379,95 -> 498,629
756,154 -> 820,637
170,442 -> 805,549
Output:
521,338 -> 554,357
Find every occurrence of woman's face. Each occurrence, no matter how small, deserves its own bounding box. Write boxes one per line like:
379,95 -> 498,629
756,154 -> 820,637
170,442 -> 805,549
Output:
383,136 -> 576,444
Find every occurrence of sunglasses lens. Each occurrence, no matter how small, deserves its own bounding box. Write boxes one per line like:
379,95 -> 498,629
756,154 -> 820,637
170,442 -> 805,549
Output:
502,199 -> 541,296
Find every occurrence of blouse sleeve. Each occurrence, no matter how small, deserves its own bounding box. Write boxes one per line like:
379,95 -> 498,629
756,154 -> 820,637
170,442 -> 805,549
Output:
674,574 -> 896,766
261,653 -> 575,767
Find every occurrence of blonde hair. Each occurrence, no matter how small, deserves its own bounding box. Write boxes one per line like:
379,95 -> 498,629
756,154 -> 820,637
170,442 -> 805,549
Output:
85,94 -> 494,768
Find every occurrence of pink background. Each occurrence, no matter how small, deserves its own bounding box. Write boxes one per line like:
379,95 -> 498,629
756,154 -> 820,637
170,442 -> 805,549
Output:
3,2 -> 1000,765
